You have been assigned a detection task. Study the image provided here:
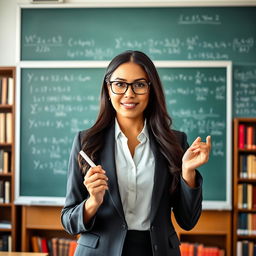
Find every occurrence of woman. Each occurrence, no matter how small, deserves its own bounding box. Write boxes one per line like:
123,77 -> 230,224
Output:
61,50 -> 211,256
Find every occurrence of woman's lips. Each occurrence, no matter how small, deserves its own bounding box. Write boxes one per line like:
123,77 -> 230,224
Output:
121,102 -> 138,109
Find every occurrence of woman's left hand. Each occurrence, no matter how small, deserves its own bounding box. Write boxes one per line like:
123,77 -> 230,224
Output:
182,136 -> 211,173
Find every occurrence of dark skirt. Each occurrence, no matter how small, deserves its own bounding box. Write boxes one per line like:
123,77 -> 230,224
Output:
122,230 -> 153,256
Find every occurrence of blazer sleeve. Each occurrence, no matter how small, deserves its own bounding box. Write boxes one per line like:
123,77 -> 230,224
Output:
61,132 -> 96,235
172,132 -> 203,231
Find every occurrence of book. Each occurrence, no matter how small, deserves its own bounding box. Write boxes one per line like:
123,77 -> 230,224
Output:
1,77 -> 7,105
4,181 -> 10,203
0,150 -> 3,173
6,113 -> 12,143
0,180 -> 4,203
7,77 -> 14,105
8,235 -> 12,252
238,184 -> 243,209
237,241 -> 242,256
242,183 -> 247,208
239,124 -> 245,149
51,237 -> 59,256
247,126 -> 254,149
41,238 -> 49,253
248,184 -> 253,210
68,240 -> 77,256
0,113 -> 5,143
242,241 -> 249,256
3,151 -> 11,173
0,78 -> 2,104
31,236 -> 40,252
252,186 -> 256,209
2,235 -> 8,251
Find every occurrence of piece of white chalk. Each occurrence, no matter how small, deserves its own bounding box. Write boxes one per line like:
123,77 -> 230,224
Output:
79,150 -> 96,167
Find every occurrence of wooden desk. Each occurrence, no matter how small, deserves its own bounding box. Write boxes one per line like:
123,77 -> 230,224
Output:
0,253 -> 48,256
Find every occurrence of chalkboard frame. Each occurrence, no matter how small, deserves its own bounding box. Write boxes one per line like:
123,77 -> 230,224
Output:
15,60 -> 232,210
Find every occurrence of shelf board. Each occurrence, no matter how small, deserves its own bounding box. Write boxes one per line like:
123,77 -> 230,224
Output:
238,178 -> 256,183
0,228 -> 12,232
0,203 -> 12,207
0,105 -> 13,110
237,235 -> 256,240
27,226 -> 65,231
179,231 -> 228,235
0,173 -> 12,177
0,143 -> 12,147
237,209 -> 256,213
238,148 -> 256,153
236,118 -> 256,123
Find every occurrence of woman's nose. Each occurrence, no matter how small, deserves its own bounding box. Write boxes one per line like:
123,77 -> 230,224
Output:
124,85 -> 135,97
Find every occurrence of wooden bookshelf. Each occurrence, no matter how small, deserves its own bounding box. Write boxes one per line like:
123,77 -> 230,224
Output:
21,206 -> 76,251
172,210 -> 231,255
0,67 -> 17,251
233,118 -> 256,254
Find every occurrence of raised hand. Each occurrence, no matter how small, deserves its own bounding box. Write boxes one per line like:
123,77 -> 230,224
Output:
182,136 -> 211,187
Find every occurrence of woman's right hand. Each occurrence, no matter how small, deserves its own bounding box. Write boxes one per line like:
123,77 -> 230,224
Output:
83,165 -> 108,207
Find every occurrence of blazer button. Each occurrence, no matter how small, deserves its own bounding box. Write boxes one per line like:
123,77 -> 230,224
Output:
154,244 -> 158,251
150,226 -> 155,231
121,224 -> 127,230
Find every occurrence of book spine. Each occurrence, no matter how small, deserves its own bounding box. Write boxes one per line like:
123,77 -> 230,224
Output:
239,124 -> 245,149
4,181 -> 10,203
247,126 -> 253,149
7,77 -> 14,105
0,180 -> 3,203
1,77 -> 7,105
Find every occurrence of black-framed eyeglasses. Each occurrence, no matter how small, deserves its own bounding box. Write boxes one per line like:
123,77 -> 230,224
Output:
108,80 -> 150,95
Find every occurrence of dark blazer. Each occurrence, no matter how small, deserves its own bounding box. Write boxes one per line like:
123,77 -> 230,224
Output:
61,124 -> 203,256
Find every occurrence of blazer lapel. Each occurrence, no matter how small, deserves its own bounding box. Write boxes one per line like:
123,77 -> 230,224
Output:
99,124 -> 126,223
149,132 -> 168,223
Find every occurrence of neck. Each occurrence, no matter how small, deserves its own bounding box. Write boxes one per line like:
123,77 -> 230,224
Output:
116,116 -> 145,138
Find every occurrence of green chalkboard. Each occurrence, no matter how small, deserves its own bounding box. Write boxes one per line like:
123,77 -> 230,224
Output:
19,66 -> 230,209
20,68 -> 104,197
18,6 -> 256,208
20,7 -> 256,117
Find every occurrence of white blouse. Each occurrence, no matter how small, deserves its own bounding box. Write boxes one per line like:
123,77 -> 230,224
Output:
115,119 -> 155,230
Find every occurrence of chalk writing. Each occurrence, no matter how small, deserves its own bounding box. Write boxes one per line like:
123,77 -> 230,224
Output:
23,34 -> 255,61
178,14 -> 221,25
233,67 -> 256,116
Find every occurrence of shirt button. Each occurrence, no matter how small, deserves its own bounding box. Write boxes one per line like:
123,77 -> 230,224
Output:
154,244 -> 158,251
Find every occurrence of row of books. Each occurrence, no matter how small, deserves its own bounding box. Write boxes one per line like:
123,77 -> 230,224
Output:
237,240 -> 256,256
180,243 -> 224,256
0,77 -> 14,105
31,236 -> 77,256
0,113 -> 12,144
0,234 -> 11,252
238,213 -> 256,235
239,155 -> 256,178
239,124 -> 256,150
0,150 -> 11,173
0,180 -> 10,203
238,183 -> 256,210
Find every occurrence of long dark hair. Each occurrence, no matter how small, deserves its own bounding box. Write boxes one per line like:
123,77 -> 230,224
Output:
78,50 -> 184,193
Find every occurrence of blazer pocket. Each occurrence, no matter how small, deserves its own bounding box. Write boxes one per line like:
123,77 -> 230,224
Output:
168,232 -> 181,248
77,233 -> 100,249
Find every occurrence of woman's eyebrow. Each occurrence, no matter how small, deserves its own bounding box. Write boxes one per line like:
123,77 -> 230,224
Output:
113,77 -> 147,81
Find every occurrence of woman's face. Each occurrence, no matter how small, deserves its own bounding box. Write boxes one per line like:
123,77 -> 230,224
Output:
108,62 -> 150,122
